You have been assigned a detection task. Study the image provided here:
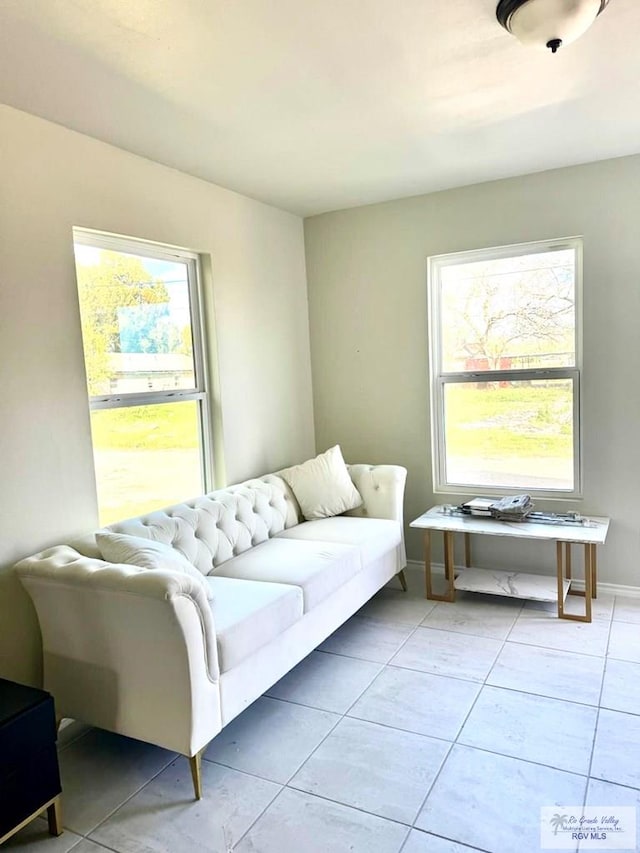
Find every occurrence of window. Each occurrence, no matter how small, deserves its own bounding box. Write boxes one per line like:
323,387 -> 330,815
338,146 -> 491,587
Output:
73,230 -> 211,524
428,238 -> 581,497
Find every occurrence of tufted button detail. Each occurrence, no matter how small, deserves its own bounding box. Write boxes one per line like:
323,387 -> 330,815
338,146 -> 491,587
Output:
375,485 -> 380,491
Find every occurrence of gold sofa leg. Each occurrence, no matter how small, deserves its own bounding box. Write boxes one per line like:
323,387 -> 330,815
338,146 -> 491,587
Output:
398,569 -> 408,592
189,751 -> 204,800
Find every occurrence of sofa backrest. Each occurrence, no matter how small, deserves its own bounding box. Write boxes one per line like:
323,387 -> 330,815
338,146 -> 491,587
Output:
72,474 -> 302,575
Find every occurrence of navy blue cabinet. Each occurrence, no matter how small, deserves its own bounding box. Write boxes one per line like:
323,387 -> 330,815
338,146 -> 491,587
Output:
0,677 -> 62,844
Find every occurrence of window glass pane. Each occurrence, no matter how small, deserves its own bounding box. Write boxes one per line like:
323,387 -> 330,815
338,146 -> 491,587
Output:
440,249 -> 576,372
74,245 -> 196,396
443,379 -> 574,491
90,401 -> 202,525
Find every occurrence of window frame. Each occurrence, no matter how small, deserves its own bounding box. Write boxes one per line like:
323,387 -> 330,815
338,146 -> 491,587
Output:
427,237 -> 583,500
73,227 -> 214,503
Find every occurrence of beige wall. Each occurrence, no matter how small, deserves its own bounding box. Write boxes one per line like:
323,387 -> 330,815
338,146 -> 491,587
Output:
305,155 -> 640,587
0,105 -> 315,685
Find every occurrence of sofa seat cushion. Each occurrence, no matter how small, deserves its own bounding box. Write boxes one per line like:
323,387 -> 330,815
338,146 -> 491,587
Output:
211,538 -> 362,613
205,576 -> 303,673
276,517 -> 402,565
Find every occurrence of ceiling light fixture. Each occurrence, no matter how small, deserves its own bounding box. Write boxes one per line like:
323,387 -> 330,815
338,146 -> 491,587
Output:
496,0 -> 610,53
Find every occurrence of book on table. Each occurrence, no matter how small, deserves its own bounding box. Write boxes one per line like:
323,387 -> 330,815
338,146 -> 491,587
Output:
461,495 -> 534,520
461,498 -> 494,516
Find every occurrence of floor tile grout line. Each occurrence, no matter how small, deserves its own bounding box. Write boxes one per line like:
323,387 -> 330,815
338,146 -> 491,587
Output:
392,625 -> 616,666
227,781 -> 285,851
283,779 -> 417,830
495,634 -> 610,659
406,618 -> 515,829
79,750 -> 179,841
583,607 -> 616,806
54,587 -> 634,851
478,678 -> 605,710
340,709 -> 456,747
456,610 -> 599,778
278,651 -> 605,734
502,637 -> 612,661
321,648 -> 494,686
394,825 -> 413,853
235,605 -> 452,847
263,672 -> 383,721
405,609 -> 511,832
69,837 -> 122,853
407,600 -> 597,832
401,826 -> 492,853
201,753 -> 293,786
212,594 -> 528,842
272,739 -> 602,847
406,741 -> 456,830
446,739 -> 592,780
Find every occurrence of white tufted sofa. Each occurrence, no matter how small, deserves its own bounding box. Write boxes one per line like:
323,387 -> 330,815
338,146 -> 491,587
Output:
16,463 -> 407,798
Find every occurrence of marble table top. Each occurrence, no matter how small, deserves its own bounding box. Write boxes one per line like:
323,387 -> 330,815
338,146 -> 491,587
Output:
410,506 -> 610,545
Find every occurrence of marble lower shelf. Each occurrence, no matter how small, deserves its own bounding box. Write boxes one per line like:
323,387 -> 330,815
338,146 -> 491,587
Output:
454,567 -> 570,603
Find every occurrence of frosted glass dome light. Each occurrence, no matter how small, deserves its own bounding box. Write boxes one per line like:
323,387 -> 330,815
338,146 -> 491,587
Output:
496,0 -> 610,53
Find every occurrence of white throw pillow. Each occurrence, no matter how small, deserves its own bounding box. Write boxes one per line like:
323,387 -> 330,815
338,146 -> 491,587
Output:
96,531 -> 214,602
280,445 -> 362,521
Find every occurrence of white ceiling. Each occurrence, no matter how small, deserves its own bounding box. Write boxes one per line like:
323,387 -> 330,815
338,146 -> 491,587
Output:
1,0 -> 639,216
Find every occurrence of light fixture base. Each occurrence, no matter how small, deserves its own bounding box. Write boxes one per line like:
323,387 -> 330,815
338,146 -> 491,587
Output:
496,0 -> 610,52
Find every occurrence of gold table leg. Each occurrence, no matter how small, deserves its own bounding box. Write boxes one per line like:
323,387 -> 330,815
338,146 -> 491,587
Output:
424,531 -> 432,599
424,530 -> 456,602
559,541 -> 593,623
556,541 -> 565,619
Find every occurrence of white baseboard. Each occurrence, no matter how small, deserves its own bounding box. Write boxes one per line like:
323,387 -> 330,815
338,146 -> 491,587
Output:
404,559 -> 640,599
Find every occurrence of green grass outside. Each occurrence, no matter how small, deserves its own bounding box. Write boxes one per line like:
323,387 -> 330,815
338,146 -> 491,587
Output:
89,385 -> 572,459
445,383 -> 573,460
89,384 -> 573,522
90,402 -> 199,450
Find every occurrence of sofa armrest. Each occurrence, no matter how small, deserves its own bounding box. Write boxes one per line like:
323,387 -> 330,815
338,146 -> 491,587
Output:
347,465 -> 407,568
346,464 -> 407,524
15,546 -> 221,756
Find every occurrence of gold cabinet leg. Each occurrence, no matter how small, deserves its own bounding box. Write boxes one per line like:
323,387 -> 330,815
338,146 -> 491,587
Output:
591,545 -> 598,599
564,542 -> 572,580
464,532 -> 472,568
47,797 -> 62,837
189,751 -> 203,800
397,569 -> 408,592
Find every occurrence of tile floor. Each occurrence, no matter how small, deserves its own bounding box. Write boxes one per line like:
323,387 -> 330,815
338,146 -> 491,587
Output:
6,570 -> 640,853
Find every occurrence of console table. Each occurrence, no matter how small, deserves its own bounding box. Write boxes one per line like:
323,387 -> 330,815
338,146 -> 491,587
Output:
0,677 -> 62,845
410,507 -> 610,623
